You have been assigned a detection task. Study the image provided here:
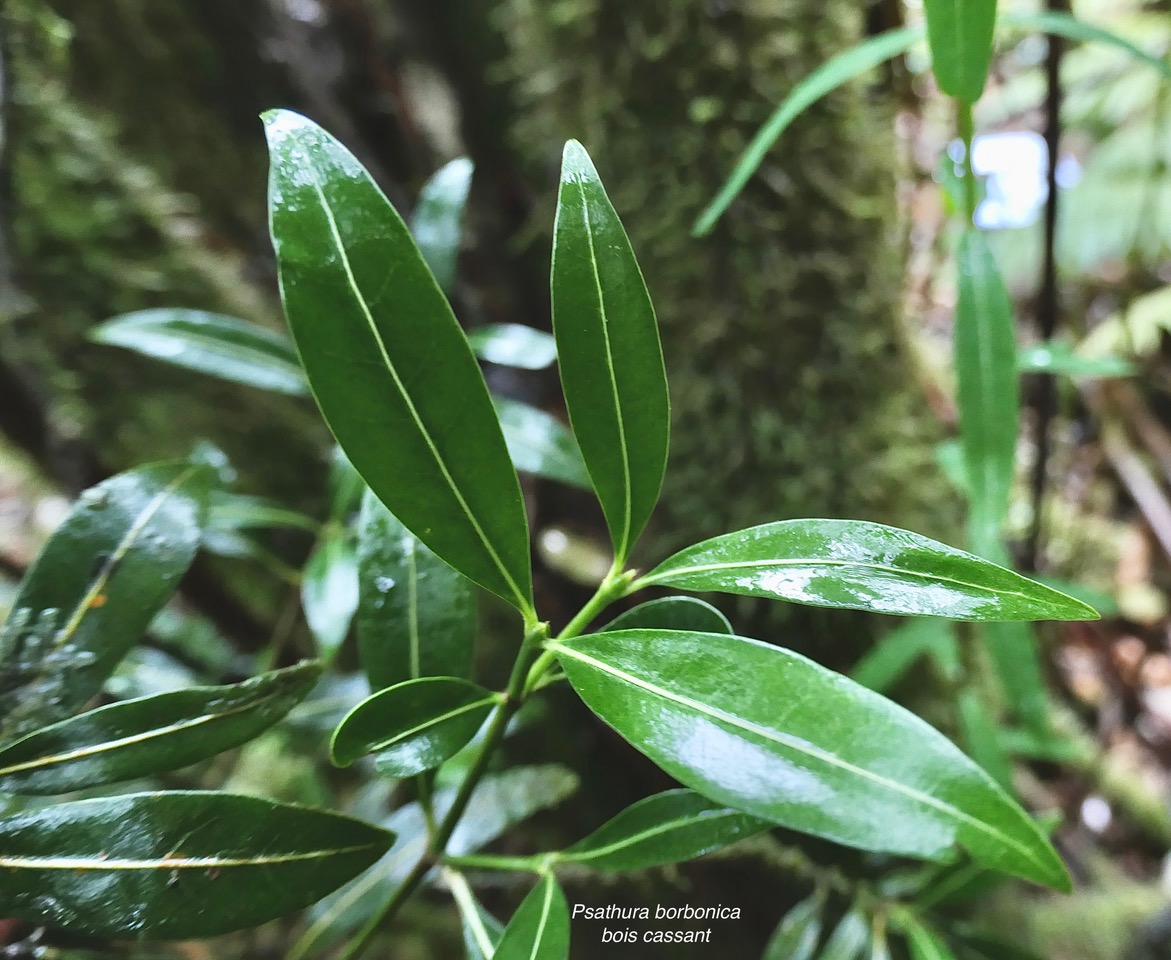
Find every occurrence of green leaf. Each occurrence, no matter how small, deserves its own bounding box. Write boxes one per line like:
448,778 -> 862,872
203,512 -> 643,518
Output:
450,870 -> 506,960
551,140 -> 669,563
494,397 -> 591,489
955,229 -> 1019,541
605,596 -> 733,635
0,662 -> 321,795
694,27 -> 922,236
551,630 -> 1069,889
950,926 -> 1045,960
356,490 -> 475,691
410,157 -> 473,295
0,790 -> 392,939
207,490 -> 319,535
557,789 -> 768,871
470,324 -> 558,370
301,530 -> 359,658
330,677 -> 498,775
1017,341 -> 1135,378
957,688 -> 1013,790
264,110 -> 532,613
763,894 -> 824,960
983,619 -> 1050,736
923,0 -> 997,102
0,462 -> 209,743
90,309 -> 308,396
851,619 -> 960,692
328,446 -> 366,523
494,874 -> 570,960
293,766 -> 577,957
903,919 -> 958,960
1004,11 -> 1171,83
638,519 -> 1097,622
819,909 -> 870,960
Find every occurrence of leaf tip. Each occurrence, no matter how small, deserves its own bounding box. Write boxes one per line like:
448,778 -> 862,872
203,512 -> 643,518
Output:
560,139 -> 599,186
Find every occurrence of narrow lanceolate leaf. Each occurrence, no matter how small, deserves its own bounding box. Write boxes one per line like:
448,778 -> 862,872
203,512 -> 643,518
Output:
819,909 -> 870,960
551,630 -> 1069,889
0,462 -> 209,743
494,397 -> 592,489
330,677 -> 498,776
356,490 -> 474,691
924,0 -> 997,102
850,619 -> 960,693
557,789 -> 769,872
694,26 -> 922,236
552,140 -> 669,563
450,870 -> 506,960
903,919 -> 957,960
0,791 -> 392,939
956,229 -> 1019,541
470,324 -> 558,370
302,530 -> 359,658
639,520 -> 1097,622
410,157 -> 473,295
208,491 -> 319,536
762,895 -> 824,960
90,309 -> 308,396
265,110 -> 532,613
494,874 -> 570,960
0,662 -> 321,794
605,596 -> 733,635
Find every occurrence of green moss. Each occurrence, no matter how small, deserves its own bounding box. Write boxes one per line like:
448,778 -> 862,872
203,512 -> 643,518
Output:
497,0 -> 958,649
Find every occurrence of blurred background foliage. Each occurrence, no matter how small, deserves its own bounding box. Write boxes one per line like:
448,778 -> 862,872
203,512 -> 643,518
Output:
4,0 -> 1171,958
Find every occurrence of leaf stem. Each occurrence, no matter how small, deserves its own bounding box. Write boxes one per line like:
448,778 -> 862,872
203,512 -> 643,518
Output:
443,852 -> 550,873
331,621 -> 548,960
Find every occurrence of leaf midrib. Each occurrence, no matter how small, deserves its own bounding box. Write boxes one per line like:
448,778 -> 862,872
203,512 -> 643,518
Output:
359,696 -> 496,758
564,809 -> 754,865
303,163 -> 527,612
551,643 -> 1048,874
0,842 -> 380,871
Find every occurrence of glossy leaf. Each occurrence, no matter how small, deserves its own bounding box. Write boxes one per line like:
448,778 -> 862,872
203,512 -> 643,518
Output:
301,530 -> 359,658
850,619 -> 959,692
356,490 -> 474,691
330,677 -> 497,775
0,791 -> 392,939
1017,342 -> 1134,378
955,229 -> 1019,541
923,0 -> 996,102
494,396 -> 591,490
0,662 -> 321,795
265,110 -> 532,612
90,309 -> 309,396
763,894 -> 824,960
0,462 -> 209,743
551,140 -> 669,562
551,630 -> 1069,889
558,789 -> 769,871
410,157 -> 473,295
605,596 -> 733,635
294,766 -> 577,957
694,27 -> 921,236
639,519 -> 1097,622
470,323 -> 558,370
494,874 -> 570,960
820,909 -> 870,960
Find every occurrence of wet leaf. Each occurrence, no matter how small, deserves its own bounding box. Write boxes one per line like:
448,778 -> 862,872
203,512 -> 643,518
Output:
0,791 -> 392,939
494,397 -> 591,489
605,596 -> 733,634
552,140 -> 669,563
330,677 -> 498,776
90,309 -> 308,396
0,462 -> 209,743
494,874 -> 569,960
763,894 -> 824,960
302,530 -> 359,658
639,519 -> 1097,622
356,490 -> 475,691
552,630 -> 1069,889
410,157 -> 473,295
470,324 -> 558,370
923,0 -> 997,102
265,110 -> 532,613
0,662 -> 321,794
557,789 -> 769,871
